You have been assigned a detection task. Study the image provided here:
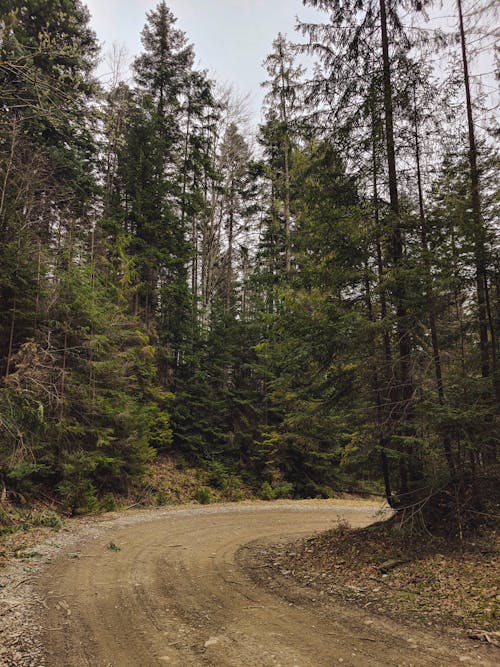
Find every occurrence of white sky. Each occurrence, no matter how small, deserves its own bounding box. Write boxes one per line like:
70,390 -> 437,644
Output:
85,0 -> 321,120
84,0 -> 498,125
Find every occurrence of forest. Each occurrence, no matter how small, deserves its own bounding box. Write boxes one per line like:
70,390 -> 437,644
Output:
0,0 -> 498,522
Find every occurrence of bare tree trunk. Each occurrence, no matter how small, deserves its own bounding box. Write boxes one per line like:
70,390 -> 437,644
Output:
226,193 -> 234,313
365,259 -> 394,507
4,297 -> 16,379
0,118 -> 18,237
181,98 -> 194,294
379,0 -> 413,494
412,83 -> 455,476
456,0 -> 493,391
59,219 -> 75,422
275,38 -> 292,276
34,238 -> 42,329
89,224 -> 96,402
370,100 -> 394,506
59,331 -> 68,423
192,210 -> 198,302
5,229 -> 22,378
283,145 -> 291,275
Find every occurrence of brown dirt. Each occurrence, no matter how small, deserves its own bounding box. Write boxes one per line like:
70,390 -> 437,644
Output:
2,500 -> 498,666
246,519 -> 499,635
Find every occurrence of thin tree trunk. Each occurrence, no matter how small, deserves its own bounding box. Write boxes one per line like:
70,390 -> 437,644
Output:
59,219 -> 75,422
4,297 -> 16,379
5,229 -> 22,378
226,202 -> 234,312
484,274 -> 499,402
365,260 -> 394,507
370,99 -> 394,506
379,0 -> 412,494
277,37 -> 292,276
0,119 -> 18,237
59,331 -> 67,423
34,238 -> 42,330
182,99 -> 193,286
283,145 -> 291,275
89,224 -> 96,402
456,0 -> 492,387
280,91 -> 291,275
412,83 -> 455,476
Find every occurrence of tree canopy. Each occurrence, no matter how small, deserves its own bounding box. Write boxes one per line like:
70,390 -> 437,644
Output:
0,0 -> 497,525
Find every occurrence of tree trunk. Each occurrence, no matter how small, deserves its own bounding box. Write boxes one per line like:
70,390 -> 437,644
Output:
379,0 -> 413,493
456,0 -> 493,389
226,185 -> 234,313
0,119 -> 18,238
4,297 -> 16,379
412,82 -> 455,476
370,99 -> 395,506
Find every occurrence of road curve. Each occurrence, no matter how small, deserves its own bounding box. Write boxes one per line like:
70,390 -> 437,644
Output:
39,501 -> 492,666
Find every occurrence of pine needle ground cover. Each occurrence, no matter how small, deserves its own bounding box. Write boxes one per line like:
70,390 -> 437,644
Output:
247,519 -> 499,638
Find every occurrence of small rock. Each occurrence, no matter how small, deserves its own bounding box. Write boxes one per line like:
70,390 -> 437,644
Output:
204,637 -> 220,648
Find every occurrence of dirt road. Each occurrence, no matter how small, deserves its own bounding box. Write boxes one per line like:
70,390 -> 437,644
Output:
40,501 -> 494,666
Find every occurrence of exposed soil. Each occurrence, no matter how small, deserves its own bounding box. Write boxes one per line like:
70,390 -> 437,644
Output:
241,518 -> 499,639
0,500 -> 498,666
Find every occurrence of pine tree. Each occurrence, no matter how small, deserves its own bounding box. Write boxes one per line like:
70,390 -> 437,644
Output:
262,34 -> 304,275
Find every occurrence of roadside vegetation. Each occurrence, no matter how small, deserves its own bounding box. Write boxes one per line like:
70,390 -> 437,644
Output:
0,0 -> 498,640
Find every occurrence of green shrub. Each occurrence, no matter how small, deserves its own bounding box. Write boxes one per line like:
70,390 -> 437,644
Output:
259,481 -> 275,500
57,476 -> 98,515
6,462 -> 48,499
194,486 -> 213,504
176,456 -> 189,471
207,461 -> 230,489
101,494 -> 118,512
155,490 -> 171,506
30,510 -> 64,530
313,485 -> 334,499
273,482 -> 294,499
15,550 -> 42,559
224,475 -> 244,502
299,480 -> 335,499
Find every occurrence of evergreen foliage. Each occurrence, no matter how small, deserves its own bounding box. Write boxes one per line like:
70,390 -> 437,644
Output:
0,1 -> 498,519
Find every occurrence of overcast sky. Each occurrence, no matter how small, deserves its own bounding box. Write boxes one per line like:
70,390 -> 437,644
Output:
84,0 -> 321,119
84,1 -> 497,125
